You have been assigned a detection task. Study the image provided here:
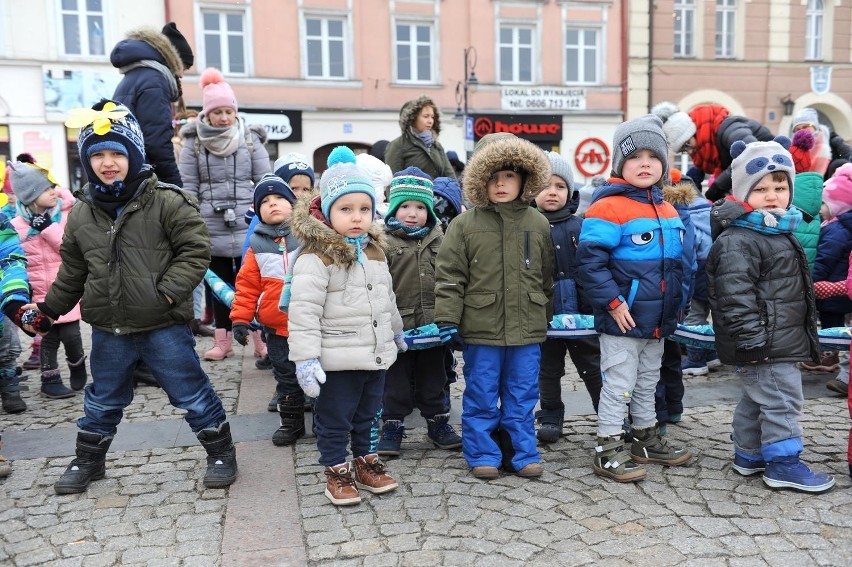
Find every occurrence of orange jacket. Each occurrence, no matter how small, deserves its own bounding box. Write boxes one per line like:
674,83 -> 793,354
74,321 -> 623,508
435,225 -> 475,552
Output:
231,232 -> 290,336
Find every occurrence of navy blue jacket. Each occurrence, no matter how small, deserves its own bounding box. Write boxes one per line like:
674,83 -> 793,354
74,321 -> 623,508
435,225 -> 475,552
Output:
538,204 -> 588,315
813,211 -> 852,314
111,38 -> 182,186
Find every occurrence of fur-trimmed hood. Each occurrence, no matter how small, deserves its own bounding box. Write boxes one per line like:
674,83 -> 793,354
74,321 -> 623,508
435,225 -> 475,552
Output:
290,195 -> 388,268
398,95 -> 442,136
110,27 -> 184,76
662,181 -> 699,207
462,134 -> 551,208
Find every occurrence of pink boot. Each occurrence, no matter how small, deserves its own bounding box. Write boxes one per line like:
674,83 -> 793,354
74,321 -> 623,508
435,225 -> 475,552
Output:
204,329 -> 235,361
251,330 -> 267,358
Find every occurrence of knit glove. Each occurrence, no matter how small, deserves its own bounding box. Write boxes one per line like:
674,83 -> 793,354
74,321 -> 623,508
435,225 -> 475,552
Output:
393,333 -> 408,353
231,323 -> 251,346
813,280 -> 847,300
295,359 -> 326,398
438,324 -> 465,352
9,306 -> 52,337
29,213 -> 53,232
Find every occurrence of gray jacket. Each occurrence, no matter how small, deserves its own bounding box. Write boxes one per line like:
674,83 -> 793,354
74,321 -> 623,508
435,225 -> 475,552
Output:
178,118 -> 270,257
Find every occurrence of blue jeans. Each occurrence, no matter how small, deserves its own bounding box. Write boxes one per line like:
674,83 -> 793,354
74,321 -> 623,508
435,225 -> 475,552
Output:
78,325 -> 226,436
266,332 -> 301,404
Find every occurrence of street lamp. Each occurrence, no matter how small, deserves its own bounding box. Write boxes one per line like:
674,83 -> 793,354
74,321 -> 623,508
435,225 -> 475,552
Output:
454,46 -> 478,157
781,94 -> 795,117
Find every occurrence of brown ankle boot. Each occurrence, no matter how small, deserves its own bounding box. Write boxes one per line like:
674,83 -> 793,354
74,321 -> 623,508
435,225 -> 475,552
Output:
324,462 -> 361,506
353,454 -> 398,494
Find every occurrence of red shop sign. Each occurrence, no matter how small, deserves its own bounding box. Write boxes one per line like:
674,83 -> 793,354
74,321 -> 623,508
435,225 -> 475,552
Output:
575,138 -> 610,177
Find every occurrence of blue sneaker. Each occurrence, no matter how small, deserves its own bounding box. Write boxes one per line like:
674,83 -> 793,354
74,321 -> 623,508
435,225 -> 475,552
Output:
732,453 -> 765,476
681,357 -> 709,376
763,457 -> 835,493
377,420 -> 405,457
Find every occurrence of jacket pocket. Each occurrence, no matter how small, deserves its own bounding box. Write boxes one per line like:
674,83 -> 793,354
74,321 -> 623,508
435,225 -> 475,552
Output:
524,291 -> 550,337
599,345 -> 630,383
461,292 -> 497,337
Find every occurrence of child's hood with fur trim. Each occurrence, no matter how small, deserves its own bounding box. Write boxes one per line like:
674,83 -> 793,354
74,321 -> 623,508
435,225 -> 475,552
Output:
397,96 -> 442,136
112,27 -> 184,76
662,181 -> 699,207
462,135 -> 551,208
290,195 -> 388,268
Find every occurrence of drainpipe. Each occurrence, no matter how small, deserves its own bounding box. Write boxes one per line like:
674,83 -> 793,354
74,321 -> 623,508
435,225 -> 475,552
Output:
647,0 -> 653,113
620,0 -> 629,118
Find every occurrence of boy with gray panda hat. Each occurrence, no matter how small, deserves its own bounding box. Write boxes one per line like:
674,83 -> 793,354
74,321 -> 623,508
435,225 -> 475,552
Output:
707,136 -> 834,493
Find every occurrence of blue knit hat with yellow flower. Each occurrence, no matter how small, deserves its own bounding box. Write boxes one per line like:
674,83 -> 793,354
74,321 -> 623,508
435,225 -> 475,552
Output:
67,99 -> 146,183
320,146 -> 375,219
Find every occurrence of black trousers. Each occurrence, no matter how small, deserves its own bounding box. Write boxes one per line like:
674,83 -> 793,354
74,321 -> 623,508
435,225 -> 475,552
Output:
382,347 -> 448,420
538,336 -> 602,413
207,255 -> 241,330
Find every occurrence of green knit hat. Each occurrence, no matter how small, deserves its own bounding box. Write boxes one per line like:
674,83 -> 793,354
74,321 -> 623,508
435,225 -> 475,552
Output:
385,166 -> 438,224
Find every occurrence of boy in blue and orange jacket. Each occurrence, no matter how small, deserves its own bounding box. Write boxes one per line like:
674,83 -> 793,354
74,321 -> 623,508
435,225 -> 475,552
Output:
577,115 -> 693,483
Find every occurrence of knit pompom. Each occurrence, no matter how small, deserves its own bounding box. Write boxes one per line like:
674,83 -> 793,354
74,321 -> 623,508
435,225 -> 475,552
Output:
650,101 -> 680,122
792,128 -> 815,152
200,67 -> 226,88
327,146 -> 356,168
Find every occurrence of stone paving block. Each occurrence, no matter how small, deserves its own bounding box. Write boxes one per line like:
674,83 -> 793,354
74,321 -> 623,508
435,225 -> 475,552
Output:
80,551 -> 119,567
14,547 -> 58,566
60,541 -> 102,557
340,538 -> 384,557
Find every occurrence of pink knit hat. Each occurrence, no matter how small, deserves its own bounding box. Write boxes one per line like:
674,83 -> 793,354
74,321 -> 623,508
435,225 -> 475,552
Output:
822,163 -> 852,218
200,68 -> 237,115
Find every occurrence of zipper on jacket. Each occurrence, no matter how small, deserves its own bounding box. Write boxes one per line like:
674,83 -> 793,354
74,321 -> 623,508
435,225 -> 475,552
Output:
524,232 -> 531,269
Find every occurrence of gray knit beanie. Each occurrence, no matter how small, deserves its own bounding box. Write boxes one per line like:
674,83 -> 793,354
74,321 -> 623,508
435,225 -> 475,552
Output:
611,114 -> 669,183
8,161 -> 55,206
545,151 -> 574,190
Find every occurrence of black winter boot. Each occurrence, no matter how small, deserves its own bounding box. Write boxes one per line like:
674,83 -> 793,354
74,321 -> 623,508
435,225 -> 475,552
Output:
67,356 -> 88,391
426,413 -> 462,449
197,422 -> 238,488
0,367 -> 27,413
535,406 -> 565,443
272,396 -> 306,446
40,370 -> 75,399
54,432 -> 113,494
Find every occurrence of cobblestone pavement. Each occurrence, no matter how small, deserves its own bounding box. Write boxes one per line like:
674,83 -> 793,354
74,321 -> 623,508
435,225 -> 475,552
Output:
2,325 -> 852,566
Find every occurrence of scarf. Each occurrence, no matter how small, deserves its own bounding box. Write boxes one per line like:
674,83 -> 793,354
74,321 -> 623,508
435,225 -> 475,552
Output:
731,206 -> 803,235
197,118 -> 242,157
384,216 -> 432,240
17,198 -> 63,238
344,234 -> 370,265
118,60 -> 178,101
89,167 -> 153,219
413,127 -> 434,149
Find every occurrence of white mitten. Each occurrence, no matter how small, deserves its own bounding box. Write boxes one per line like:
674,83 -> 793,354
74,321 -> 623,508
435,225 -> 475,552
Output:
393,333 -> 408,353
295,359 -> 326,398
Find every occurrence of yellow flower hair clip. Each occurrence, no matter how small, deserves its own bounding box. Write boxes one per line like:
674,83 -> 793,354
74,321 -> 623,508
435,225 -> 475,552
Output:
64,101 -> 128,135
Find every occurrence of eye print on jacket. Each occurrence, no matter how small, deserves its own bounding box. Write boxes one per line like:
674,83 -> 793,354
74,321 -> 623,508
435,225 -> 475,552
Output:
630,231 -> 656,246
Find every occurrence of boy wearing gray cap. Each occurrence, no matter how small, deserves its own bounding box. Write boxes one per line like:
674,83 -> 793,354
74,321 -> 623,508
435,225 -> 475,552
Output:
577,115 -> 693,482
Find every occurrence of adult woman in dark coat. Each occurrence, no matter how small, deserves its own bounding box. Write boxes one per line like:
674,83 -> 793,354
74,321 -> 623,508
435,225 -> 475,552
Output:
385,96 -> 455,179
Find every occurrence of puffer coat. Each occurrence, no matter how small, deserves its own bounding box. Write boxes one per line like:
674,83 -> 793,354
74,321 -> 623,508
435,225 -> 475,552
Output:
385,223 -> 443,330
287,196 -> 403,371
179,118 -> 270,258
42,173 -> 210,334
706,198 -> 820,365
434,134 -> 554,346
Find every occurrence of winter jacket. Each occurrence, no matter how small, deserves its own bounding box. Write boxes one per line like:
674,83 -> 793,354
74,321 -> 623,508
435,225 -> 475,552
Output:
178,118 -> 270,258
706,115 -> 775,201
706,198 -> 819,365
287,196 -> 403,371
11,187 -> 80,324
538,203 -> 586,315
663,182 -> 698,311
686,193 -> 713,303
385,223 -> 442,330
0,212 -> 30,318
111,28 -> 184,186
434,135 -> 554,346
791,172 -> 824,271
813,211 -> 852,315
230,220 -> 299,336
385,96 -> 455,180
576,180 -> 686,339
42,172 -> 210,334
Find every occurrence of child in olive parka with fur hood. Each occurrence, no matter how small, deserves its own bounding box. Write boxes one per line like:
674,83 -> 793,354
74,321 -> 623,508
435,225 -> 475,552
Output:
434,133 -> 554,480
384,95 -> 456,180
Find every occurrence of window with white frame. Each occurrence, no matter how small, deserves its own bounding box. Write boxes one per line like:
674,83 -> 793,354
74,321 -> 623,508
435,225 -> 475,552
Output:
61,0 -> 105,57
715,0 -> 736,58
674,0 -> 695,58
565,27 -> 599,84
395,21 -> 434,83
202,10 -> 247,74
806,0 -> 824,60
499,25 -> 534,83
304,16 -> 348,79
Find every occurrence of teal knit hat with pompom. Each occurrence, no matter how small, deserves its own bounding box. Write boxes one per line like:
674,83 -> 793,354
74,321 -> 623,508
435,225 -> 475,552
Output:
319,146 -> 376,219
